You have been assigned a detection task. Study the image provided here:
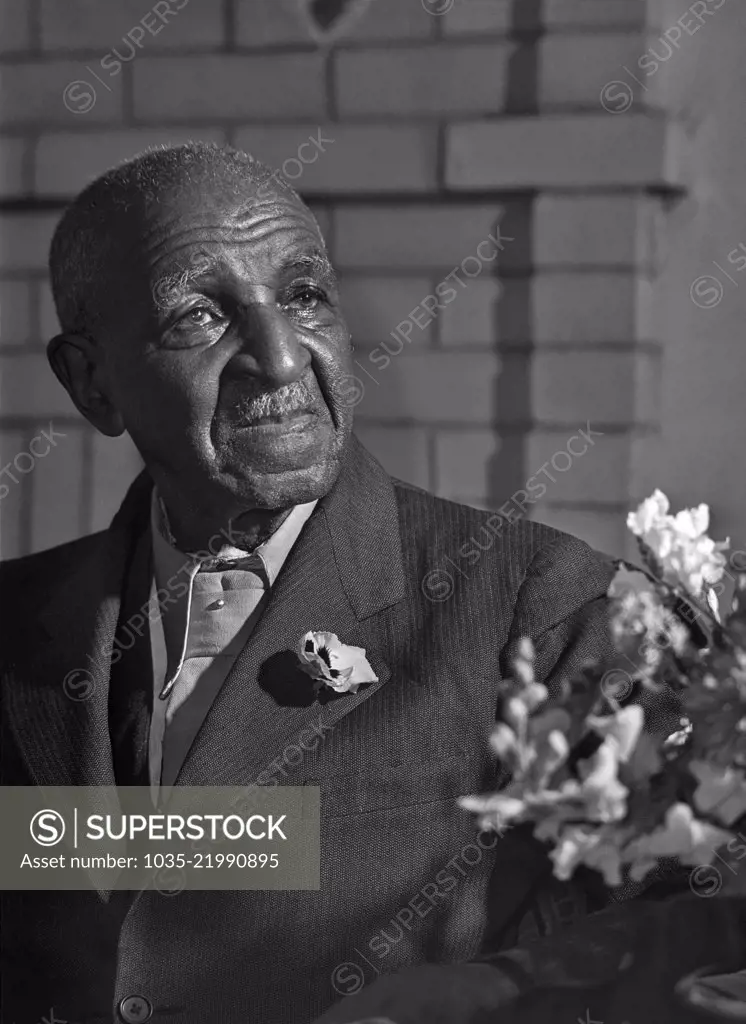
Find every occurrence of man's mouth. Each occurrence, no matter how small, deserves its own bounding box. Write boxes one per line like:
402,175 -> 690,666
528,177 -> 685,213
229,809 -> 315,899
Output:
230,377 -> 324,429
236,408 -> 318,430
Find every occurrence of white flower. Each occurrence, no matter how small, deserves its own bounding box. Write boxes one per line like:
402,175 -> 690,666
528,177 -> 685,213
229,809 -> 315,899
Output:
588,705 -> 644,763
297,631 -> 378,694
550,827 -> 598,880
667,536 -> 728,594
507,638 -> 548,718
675,505 -> 708,540
458,792 -> 526,835
531,729 -> 571,788
549,826 -> 627,886
570,708 -> 643,823
581,834 -> 628,886
608,564 -> 658,602
627,489 -> 670,537
624,803 -> 732,869
577,741 -> 629,823
691,761 -> 746,827
488,723 -> 517,759
672,503 -> 711,540
627,490 -> 728,597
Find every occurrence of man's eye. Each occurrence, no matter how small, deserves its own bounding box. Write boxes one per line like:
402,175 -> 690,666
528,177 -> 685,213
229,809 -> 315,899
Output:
285,286 -> 326,312
179,306 -> 221,328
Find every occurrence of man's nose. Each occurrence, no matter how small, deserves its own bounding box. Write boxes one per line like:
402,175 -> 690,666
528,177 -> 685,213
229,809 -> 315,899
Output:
231,304 -> 310,387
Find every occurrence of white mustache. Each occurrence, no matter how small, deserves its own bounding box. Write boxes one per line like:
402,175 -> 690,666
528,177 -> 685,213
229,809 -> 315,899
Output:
233,379 -> 317,423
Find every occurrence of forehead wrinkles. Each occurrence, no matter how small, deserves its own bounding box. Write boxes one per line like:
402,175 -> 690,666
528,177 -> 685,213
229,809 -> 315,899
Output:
146,204 -> 323,272
147,213 -> 326,310
145,193 -> 320,255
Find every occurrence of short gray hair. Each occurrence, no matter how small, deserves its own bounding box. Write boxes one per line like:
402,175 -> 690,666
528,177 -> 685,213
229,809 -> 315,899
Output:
48,141 -> 306,338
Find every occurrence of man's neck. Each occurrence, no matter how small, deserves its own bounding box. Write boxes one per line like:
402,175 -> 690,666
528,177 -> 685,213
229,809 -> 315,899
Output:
156,493 -> 294,557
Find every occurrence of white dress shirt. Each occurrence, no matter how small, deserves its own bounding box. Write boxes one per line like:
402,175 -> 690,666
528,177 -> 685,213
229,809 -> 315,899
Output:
147,493 -> 317,799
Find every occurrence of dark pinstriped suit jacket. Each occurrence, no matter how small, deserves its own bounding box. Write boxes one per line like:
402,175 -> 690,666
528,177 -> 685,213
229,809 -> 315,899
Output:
2,436 -> 626,1024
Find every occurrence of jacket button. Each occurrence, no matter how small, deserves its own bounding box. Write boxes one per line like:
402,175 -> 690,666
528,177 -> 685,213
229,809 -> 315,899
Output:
118,995 -> 153,1022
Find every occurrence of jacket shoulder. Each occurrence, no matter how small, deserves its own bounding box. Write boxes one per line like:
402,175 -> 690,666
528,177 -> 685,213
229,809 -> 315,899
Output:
391,477 -> 608,560
391,477 -> 615,607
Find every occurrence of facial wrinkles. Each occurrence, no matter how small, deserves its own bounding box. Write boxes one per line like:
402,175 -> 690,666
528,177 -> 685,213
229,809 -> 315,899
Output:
149,216 -> 328,314
146,196 -> 322,269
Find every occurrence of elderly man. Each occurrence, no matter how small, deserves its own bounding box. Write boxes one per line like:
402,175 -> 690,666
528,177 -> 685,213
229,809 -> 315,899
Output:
0,142 -> 670,1024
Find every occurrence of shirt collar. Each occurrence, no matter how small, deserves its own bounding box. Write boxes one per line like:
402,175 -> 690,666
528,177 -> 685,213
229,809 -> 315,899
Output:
150,490 -> 318,587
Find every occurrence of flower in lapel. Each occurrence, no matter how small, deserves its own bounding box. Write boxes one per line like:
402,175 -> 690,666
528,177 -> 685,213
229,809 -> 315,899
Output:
298,631 -> 378,694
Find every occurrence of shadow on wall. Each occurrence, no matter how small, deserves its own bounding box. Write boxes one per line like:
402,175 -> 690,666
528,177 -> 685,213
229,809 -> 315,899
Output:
488,0 -> 542,513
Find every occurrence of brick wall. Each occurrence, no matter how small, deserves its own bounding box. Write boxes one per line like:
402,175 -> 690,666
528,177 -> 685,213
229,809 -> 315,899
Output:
0,0 -> 678,560
632,0 -> 746,567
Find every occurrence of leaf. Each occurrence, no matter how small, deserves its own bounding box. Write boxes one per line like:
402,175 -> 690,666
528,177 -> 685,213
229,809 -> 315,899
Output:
623,768 -> 681,835
624,730 -> 663,784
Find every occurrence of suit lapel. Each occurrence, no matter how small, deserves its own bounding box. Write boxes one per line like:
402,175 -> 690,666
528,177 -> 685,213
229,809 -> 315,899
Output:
2,472 -> 153,898
177,436 -> 406,786
4,474 -> 150,790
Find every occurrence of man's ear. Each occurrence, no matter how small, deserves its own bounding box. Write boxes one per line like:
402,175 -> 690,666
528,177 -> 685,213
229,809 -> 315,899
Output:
47,333 -> 125,437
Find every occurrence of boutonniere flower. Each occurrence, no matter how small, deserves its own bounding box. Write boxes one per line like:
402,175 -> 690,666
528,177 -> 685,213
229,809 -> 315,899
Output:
298,631 -> 378,694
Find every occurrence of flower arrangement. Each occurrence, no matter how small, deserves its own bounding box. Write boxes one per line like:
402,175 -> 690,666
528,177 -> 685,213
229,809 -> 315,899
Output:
461,491 -> 746,890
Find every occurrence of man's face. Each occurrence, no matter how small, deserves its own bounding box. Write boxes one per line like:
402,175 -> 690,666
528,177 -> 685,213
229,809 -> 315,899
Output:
97,179 -> 354,514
